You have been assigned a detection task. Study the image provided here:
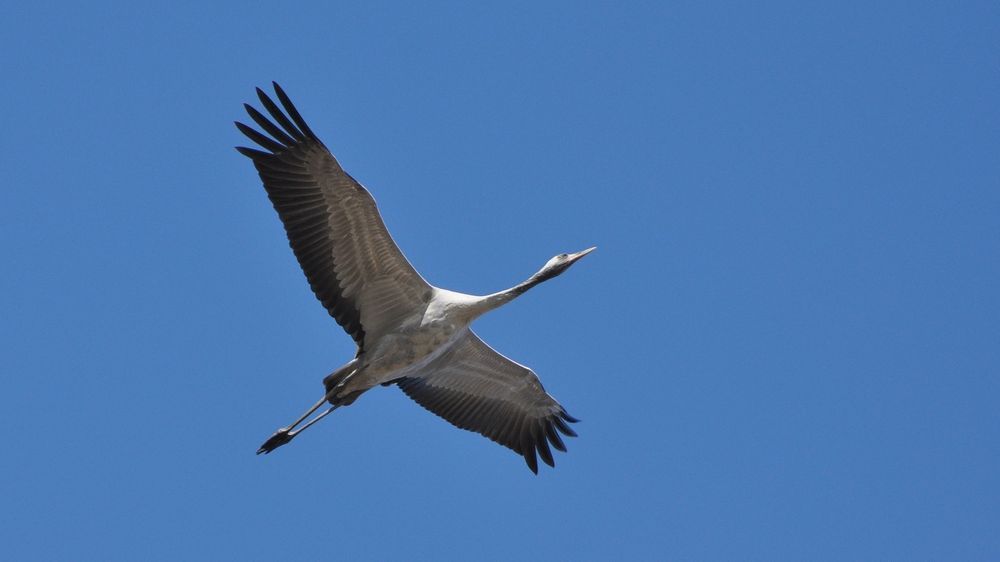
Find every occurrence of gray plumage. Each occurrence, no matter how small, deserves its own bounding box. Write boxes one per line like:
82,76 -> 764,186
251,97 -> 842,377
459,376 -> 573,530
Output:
236,83 -> 593,473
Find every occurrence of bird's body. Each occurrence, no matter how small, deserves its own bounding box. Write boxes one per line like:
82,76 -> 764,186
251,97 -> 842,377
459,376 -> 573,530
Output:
236,83 -> 593,472
333,289 -> 472,395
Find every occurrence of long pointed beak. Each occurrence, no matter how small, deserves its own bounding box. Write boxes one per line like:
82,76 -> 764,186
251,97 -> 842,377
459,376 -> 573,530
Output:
568,246 -> 597,262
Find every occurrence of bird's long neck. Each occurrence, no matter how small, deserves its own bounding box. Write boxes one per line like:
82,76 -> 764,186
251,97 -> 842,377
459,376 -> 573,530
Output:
466,270 -> 552,320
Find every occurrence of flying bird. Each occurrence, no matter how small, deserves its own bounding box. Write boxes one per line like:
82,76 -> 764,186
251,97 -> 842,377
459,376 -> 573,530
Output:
236,83 -> 594,473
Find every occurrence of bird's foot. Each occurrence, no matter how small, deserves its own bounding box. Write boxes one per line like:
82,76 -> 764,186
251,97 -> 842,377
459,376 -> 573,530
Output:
257,427 -> 295,455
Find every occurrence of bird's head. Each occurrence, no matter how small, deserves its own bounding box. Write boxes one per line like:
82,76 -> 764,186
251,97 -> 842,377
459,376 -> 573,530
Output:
535,247 -> 596,282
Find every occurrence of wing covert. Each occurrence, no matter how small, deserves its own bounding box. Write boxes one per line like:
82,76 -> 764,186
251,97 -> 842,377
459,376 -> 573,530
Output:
397,330 -> 579,473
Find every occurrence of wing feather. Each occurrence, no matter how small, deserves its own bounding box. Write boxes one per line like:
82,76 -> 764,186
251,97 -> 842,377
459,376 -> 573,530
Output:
397,330 -> 578,473
236,83 -> 431,351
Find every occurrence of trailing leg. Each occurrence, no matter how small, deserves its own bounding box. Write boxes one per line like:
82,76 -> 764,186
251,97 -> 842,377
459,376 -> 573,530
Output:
257,359 -> 358,455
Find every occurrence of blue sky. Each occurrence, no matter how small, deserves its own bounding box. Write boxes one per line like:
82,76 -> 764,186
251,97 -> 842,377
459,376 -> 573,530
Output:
2,2 -> 998,560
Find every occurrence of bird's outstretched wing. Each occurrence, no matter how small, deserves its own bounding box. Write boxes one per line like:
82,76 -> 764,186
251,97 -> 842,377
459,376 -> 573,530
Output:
397,330 -> 579,473
236,83 -> 431,351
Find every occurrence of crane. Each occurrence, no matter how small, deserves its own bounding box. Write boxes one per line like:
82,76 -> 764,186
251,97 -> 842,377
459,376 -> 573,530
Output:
236,83 -> 594,473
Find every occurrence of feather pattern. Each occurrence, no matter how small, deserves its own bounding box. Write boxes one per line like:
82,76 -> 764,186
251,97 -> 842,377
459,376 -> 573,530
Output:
397,330 -> 578,473
236,83 -> 430,351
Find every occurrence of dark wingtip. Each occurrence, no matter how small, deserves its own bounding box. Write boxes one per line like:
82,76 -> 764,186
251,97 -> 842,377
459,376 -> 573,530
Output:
244,103 -> 296,146
545,422 -> 567,452
522,435 -> 539,474
255,87 -> 273,109
235,146 -> 267,159
234,120 -> 253,135
235,121 -> 286,152
535,426 -> 555,468
271,81 -> 318,141
525,454 -> 539,474
253,84 -> 306,142
553,416 -> 578,438
560,410 -> 580,424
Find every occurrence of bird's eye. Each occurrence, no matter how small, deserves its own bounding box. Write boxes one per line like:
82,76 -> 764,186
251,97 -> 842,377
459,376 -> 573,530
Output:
559,253 -> 568,259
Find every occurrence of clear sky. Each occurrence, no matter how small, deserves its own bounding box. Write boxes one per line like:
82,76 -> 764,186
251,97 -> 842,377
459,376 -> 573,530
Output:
2,2 -> 998,560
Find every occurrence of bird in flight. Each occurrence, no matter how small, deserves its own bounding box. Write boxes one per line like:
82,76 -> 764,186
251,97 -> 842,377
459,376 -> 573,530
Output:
236,83 -> 594,473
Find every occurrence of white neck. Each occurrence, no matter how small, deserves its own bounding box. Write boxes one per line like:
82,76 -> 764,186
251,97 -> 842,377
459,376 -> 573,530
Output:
461,269 -> 551,321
